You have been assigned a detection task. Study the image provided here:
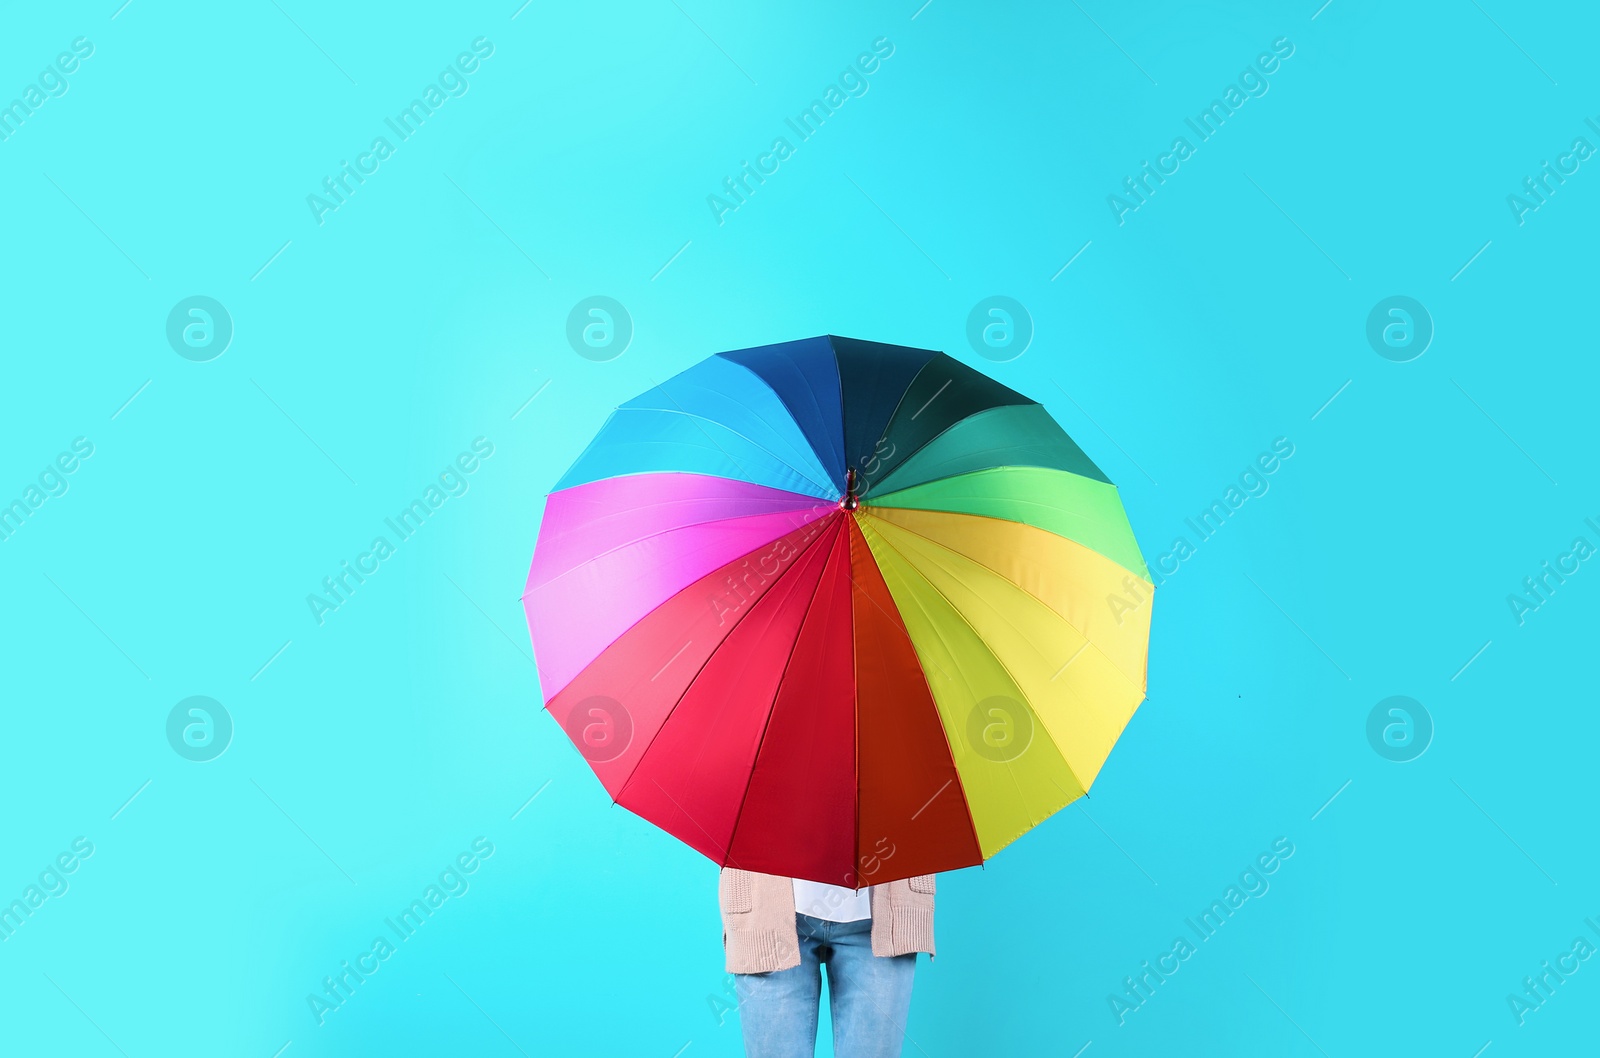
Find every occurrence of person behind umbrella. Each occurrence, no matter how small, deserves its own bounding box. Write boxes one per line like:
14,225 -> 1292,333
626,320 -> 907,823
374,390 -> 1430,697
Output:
719,865 -> 936,1058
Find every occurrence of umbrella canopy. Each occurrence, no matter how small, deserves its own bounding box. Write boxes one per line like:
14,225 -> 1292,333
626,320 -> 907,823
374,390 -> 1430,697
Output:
523,335 -> 1152,887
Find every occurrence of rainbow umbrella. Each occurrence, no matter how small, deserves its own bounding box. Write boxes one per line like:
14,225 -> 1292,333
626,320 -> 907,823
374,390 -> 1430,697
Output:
523,336 -> 1152,886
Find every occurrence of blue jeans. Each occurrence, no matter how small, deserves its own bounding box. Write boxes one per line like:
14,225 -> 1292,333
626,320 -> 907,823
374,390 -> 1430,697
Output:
736,913 -> 917,1058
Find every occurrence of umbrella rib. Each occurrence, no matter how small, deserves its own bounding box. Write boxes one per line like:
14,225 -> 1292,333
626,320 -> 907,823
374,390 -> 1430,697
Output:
830,343 -> 922,524
611,520 -> 841,820
860,355 -> 1034,491
850,518 -> 862,891
863,508 -> 1151,701
867,356 -> 941,440
538,476 -> 836,545
870,403 -> 1030,496
723,516 -> 847,876
840,554 -> 954,687
626,388 -> 839,499
868,467 -> 1149,582
621,403 -> 825,496
832,342 -> 857,877
852,519 -> 996,860
527,500 -> 834,597
868,515 -> 1101,798
870,405 -> 1110,497
549,406 -> 622,492
646,775 -> 747,871
845,517 -> 984,877
827,342 -> 849,492
860,517 -> 1092,804
876,482 -> 1105,523
846,355 -> 937,495
532,508 -> 830,702
721,354 -> 849,493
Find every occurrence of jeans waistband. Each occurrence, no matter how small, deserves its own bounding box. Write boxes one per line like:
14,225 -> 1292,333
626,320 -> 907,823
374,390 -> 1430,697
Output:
796,912 -> 871,939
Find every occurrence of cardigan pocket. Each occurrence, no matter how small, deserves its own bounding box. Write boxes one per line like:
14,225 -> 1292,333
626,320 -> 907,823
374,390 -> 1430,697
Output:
907,874 -> 936,895
722,869 -> 754,913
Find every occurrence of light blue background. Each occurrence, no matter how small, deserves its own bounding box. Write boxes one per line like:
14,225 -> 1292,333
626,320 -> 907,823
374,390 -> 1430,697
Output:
2,1 -> 1596,1055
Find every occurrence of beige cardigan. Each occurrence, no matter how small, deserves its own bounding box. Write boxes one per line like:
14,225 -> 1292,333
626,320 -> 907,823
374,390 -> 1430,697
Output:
718,868 -> 936,974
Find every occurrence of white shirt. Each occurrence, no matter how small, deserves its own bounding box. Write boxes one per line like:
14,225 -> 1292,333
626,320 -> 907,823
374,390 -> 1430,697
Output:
792,878 -> 871,922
